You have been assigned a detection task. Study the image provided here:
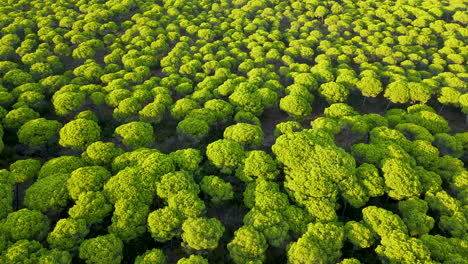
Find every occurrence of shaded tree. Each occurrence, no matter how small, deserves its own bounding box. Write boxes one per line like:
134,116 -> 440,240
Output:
200,175 -> 234,203
68,191 -> 113,225
206,139 -> 245,174
147,207 -> 184,242
114,122 -> 154,149
59,119 -> 101,149
24,173 -> 70,213
2,208 -> 49,242
181,217 -> 225,251
79,234 -> 123,264
108,199 -> 149,242
135,249 -> 166,264
47,218 -> 89,251
287,222 -> 345,264
224,123 -> 264,149
227,225 -> 268,264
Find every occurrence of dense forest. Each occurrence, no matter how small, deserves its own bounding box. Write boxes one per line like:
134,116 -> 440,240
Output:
0,0 -> 467,263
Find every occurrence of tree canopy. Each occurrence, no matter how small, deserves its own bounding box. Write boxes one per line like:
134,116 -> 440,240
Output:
0,0 -> 466,262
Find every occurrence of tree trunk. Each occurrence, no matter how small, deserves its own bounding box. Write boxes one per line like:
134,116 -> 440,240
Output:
385,100 -> 391,110
342,199 -> 348,216
438,104 -> 444,114
362,97 -> 367,107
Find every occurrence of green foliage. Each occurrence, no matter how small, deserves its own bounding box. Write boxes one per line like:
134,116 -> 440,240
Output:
156,171 -> 199,200
67,166 -> 111,200
408,82 -> 432,104
433,133 -> 463,158
425,190 -> 461,217
228,225 -> 268,264
281,205 -> 312,236
0,181 -> 13,219
420,234 -> 467,262
286,85 -> 315,103
177,118 -> 210,140
169,148 -> 203,172
206,139 -> 245,174
355,163 -> 385,197
459,94 -> 468,115
59,119 -> 101,149
272,129 -> 353,220
3,69 -> 33,86
398,198 -> 434,236
224,123 -> 264,148
79,234 -> 123,264
381,158 -> 422,200
243,208 -> 289,247
68,191 -> 113,225
229,88 -> 264,116
252,180 -> 289,211
319,81 -> 349,103
0,1 -> 466,262
38,156 -> 85,179
141,152 -> 176,181
148,207 -> 184,242
171,98 -> 200,120
2,240 -> 43,263
108,199 -> 149,241
37,248 -> 73,263
177,255 -> 208,264
369,126 -> 412,152
234,111 -> 261,126
384,81 -> 410,104
240,151 -> 279,182
357,77 -> 383,98
10,159 -> 42,183
53,92 -> 86,116
274,121 -> 303,137
3,107 -> 40,130
324,103 -> 358,119
81,141 -> 123,166
395,123 -> 434,142
47,218 -> 89,251
339,259 -> 362,264
135,249 -> 167,264
204,99 -> 234,123
114,121 -> 154,149
279,94 -> 312,120
311,117 -> 341,135
375,231 -> 432,264
362,206 -> 408,239
181,217 -> 225,251
345,221 -> 375,249
287,222 -> 345,264
18,118 -> 62,147
24,173 -> 70,212
139,101 -> 166,124
385,109 -> 407,127
104,167 -> 153,205
72,45 -> 96,60
293,73 -> 318,90
168,190 -> 206,218
404,111 -> 450,134
438,87 -> 461,106
110,148 -> 158,173
200,175 -> 234,203
2,208 -> 49,241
